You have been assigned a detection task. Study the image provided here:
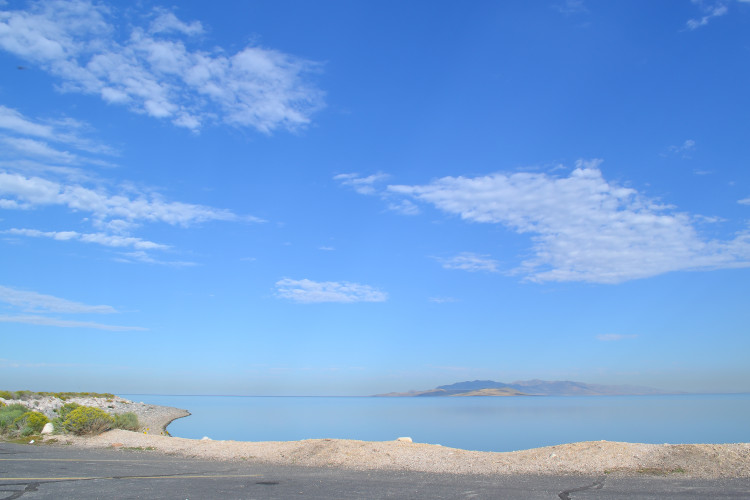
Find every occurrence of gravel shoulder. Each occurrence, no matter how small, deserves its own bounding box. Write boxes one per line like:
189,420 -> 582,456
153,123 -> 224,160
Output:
7,396 -> 749,478
55,431 -> 749,479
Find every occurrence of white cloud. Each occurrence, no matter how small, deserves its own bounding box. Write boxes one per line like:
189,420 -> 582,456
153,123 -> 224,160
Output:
0,285 -> 146,331
0,171 -> 239,226
334,172 -> 389,195
335,172 -> 421,215
667,139 -> 696,159
0,315 -> 146,331
429,297 -> 459,303
389,160 -> 750,284
0,284 -> 116,314
2,137 -> 78,163
0,105 -> 261,265
149,9 -> 204,36
387,199 -> 420,216
275,278 -> 388,303
0,1 -> 324,133
597,333 -> 638,341
738,198 -> 750,205
0,105 -> 115,156
555,0 -> 588,15
3,228 -> 169,250
438,252 -> 500,273
686,1 -> 729,29
115,250 -> 196,267
0,358 -> 81,369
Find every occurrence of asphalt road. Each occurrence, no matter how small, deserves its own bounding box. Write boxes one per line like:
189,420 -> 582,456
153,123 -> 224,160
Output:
1,442 -> 749,499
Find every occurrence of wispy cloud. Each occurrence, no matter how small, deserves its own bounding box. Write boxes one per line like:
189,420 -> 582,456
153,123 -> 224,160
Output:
554,0 -> 588,15
0,171 -> 240,226
738,197 -> 750,206
0,357 -> 81,369
275,278 -> 388,303
3,228 -> 169,250
437,252 -> 500,273
0,106 -> 262,263
114,250 -> 196,267
429,297 -> 459,304
334,172 -> 389,195
0,315 -> 146,331
686,1 -> 729,30
0,285 -> 116,314
0,1 -> 324,133
335,172 -> 420,215
0,105 -> 115,155
597,333 -> 638,341
2,136 -> 78,164
667,139 -> 696,159
0,285 -> 146,331
388,160 -> 750,284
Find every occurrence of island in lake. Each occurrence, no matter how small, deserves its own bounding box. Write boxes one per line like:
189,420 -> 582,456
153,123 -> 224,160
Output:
374,379 -> 677,397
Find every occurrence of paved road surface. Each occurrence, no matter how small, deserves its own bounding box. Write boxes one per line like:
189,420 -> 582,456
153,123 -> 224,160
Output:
1,442 -> 749,499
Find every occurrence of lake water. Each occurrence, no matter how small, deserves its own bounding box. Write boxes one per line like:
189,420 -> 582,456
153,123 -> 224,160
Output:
121,394 -> 750,452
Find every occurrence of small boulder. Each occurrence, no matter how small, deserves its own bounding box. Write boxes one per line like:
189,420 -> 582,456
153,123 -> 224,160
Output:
41,422 -> 54,435
396,437 -> 413,443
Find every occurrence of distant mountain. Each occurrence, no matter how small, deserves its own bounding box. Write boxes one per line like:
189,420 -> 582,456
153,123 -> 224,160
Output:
374,379 -> 675,397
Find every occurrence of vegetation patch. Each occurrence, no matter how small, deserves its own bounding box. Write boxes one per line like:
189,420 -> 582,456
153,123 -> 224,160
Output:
0,405 -> 49,437
636,467 -> 687,476
0,390 -> 116,401
0,392 -> 141,440
62,407 -> 115,435
112,412 -> 140,431
604,466 -> 687,476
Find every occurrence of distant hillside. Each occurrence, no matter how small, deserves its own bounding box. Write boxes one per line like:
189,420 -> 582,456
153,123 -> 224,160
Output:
375,379 -> 674,397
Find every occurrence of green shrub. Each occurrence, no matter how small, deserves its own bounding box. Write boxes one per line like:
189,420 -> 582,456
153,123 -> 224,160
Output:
62,406 -> 114,436
0,390 -> 13,400
0,404 -> 28,434
51,403 -> 81,435
113,412 -> 140,431
56,403 -> 80,420
13,411 -> 49,436
14,390 -> 33,400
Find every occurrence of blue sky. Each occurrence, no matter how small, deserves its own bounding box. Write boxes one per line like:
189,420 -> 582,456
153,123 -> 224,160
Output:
1,0 -> 749,395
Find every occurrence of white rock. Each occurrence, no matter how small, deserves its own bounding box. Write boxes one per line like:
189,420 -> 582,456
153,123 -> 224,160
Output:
201,436 -> 212,441
396,437 -> 413,443
41,422 -> 54,435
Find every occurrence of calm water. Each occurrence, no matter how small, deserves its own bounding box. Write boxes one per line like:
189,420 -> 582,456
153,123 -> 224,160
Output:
122,394 -> 750,452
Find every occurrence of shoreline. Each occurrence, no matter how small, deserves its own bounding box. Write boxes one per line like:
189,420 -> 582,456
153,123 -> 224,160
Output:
5,396 -> 749,478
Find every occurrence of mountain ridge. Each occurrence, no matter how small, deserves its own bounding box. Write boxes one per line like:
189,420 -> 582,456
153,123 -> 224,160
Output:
375,379 -> 677,397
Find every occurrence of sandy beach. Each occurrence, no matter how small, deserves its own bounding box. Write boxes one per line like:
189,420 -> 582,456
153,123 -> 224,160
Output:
28,398 -> 750,479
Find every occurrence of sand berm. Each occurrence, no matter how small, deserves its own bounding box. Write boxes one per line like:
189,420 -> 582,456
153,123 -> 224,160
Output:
9,395 -> 750,478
